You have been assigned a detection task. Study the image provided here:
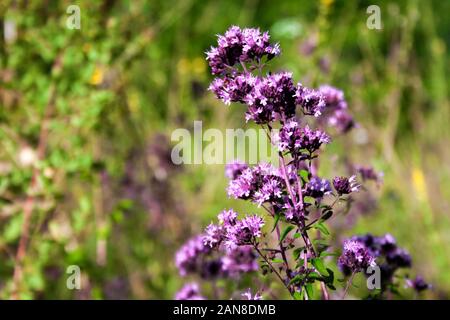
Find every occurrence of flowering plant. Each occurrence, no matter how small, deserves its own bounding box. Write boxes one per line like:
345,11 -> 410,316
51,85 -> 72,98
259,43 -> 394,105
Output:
175,26 -> 428,300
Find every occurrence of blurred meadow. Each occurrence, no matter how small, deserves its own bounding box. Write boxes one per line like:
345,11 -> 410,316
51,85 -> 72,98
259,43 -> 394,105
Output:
0,0 -> 449,299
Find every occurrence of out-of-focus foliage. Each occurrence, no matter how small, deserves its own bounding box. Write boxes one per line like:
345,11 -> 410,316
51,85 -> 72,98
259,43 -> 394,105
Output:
0,0 -> 448,299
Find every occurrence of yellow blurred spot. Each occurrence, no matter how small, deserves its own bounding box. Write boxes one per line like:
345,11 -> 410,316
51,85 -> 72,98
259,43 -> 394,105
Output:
128,90 -> 140,114
177,57 -> 206,76
320,0 -> 334,8
82,43 -> 91,53
90,66 -> 104,85
432,39 -> 445,56
192,57 -> 206,75
412,167 -> 428,202
177,58 -> 190,75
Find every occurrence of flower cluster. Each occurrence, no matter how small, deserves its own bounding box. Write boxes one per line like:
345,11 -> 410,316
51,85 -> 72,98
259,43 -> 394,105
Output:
318,85 -> 355,133
351,233 -> 412,270
356,165 -> 383,183
242,289 -> 263,300
207,25 -> 326,126
406,276 -> 430,293
175,235 -> 211,277
227,163 -> 284,206
204,209 -> 265,251
304,176 -> 332,199
175,25 -> 423,300
332,175 -> 360,195
175,283 -> 205,300
175,232 -> 258,279
274,120 -> 330,157
341,233 -> 428,293
206,26 -> 280,76
295,84 -> 326,117
209,73 -> 257,105
338,240 -> 376,273
225,160 -> 249,180
221,245 -> 259,276
245,72 -> 297,123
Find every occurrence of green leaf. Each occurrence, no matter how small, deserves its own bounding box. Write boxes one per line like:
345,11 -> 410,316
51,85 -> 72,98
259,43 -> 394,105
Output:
293,291 -> 303,300
327,284 -> 337,290
319,251 -> 338,258
306,272 -> 321,281
293,232 -> 301,239
320,210 -> 333,221
293,247 -> 305,260
271,258 -> 284,264
279,225 -> 295,244
4,214 -> 23,243
299,169 -> 310,182
313,222 -> 330,235
305,284 -> 314,298
311,258 -> 329,276
322,268 -> 335,288
271,212 -> 281,232
289,274 -> 304,286
295,258 -> 305,268
303,196 -> 315,205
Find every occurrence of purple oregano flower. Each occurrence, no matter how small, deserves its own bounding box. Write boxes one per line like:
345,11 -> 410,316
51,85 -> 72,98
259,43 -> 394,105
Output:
175,282 -> 205,300
338,240 -> 376,273
332,175 -> 360,195
174,25 -> 422,300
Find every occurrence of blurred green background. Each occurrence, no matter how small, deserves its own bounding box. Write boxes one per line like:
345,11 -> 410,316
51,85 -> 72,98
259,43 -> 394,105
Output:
0,0 -> 449,299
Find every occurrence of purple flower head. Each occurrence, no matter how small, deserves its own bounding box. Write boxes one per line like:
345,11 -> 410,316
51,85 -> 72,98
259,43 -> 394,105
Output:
241,214 -> 265,238
295,84 -> 325,117
328,109 -> 355,133
338,240 -> 376,273
406,276 -> 430,292
206,26 -> 280,75
317,85 -> 355,133
206,26 -> 244,75
240,28 -> 280,61
221,245 -> 258,277
208,73 -> 257,105
227,166 -> 255,199
332,175 -> 360,195
377,233 -> 397,254
175,235 -> 210,276
357,165 -> 383,183
305,176 -> 332,199
274,121 -> 330,156
350,233 -> 413,284
225,160 -> 248,180
227,163 -> 284,206
175,283 -> 205,300
203,223 -> 224,249
253,175 -> 283,207
242,288 -> 263,300
218,209 -> 238,225
284,206 -> 306,223
319,85 -> 347,111
386,248 -> 412,268
244,72 -> 296,124
351,233 -> 379,256
224,214 -> 264,250
298,125 -> 331,154
352,233 -> 397,257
